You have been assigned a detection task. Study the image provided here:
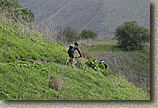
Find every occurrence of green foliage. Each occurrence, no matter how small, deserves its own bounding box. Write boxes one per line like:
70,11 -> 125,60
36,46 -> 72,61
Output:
85,58 -> 111,76
0,0 -> 35,22
0,12 -> 150,100
0,17 -> 68,64
114,21 -> 150,51
57,28 -> 97,44
80,29 -> 97,39
86,58 -> 99,70
99,63 -> 105,69
82,39 -> 150,93
0,61 -> 149,100
8,61 -> 45,69
99,69 -> 111,76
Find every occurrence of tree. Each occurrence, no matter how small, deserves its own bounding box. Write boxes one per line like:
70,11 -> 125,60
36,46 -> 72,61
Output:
114,21 -> 150,51
80,29 -> 97,39
57,26 -> 78,45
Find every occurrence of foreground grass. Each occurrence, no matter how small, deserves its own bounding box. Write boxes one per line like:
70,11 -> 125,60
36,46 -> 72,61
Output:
0,61 -> 149,100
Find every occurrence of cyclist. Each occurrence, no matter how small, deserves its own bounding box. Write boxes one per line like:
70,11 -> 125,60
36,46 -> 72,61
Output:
68,42 -> 82,65
99,60 -> 108,71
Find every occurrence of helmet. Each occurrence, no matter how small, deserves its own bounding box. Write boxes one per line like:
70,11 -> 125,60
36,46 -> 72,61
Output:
74,42 -> 79,46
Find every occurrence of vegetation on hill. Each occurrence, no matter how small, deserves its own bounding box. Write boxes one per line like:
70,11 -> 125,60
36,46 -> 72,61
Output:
0,16 -> 67,63
0,0 -> 150,100
0,0 -> 35,22
114,21 -> 150,51
80,29 -> 97,40
0,14 -> 150,100
56,27 -> 98,45
18,0 -> 150,39
81,40 -> 150,92
56,26 -> 78,45
0,61 -> 149,100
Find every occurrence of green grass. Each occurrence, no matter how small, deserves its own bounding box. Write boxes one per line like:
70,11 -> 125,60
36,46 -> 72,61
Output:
0,0 -> 35,22
82,40 -> 150,93
0,61 -> 149,100
0,17 -> 68,63
88,39 -> 118,45
83,43 -> 125,54
0,16 -> 150,100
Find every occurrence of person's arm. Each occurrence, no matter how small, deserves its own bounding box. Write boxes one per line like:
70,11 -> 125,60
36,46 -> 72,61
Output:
76,47 -> 82,57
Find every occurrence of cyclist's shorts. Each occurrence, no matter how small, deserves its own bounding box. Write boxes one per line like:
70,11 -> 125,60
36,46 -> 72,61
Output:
68,50 -> 74,58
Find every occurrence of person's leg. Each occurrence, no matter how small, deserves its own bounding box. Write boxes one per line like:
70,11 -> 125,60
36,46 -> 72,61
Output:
69,57 -> 71,62
104,63 -> 107,70
68,51 -> 72,63
68,51 -> 71,62
72,58 -> 75,65
71,53 -> 75,65
105,65 -> 108,71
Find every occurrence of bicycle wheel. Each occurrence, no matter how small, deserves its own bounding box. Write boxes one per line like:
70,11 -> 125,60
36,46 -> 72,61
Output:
76,62 -> 83,69
66,60 -> 71,66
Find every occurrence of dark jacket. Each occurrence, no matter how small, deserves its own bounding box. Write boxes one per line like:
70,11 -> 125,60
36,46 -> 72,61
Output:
68,45 -> 82,57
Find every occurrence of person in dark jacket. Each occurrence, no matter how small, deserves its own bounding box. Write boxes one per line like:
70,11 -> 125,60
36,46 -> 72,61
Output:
68,42 -> 82,65
99,60 -> 108,71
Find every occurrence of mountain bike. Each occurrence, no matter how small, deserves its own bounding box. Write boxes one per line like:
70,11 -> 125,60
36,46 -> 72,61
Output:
66,57 -> 83,69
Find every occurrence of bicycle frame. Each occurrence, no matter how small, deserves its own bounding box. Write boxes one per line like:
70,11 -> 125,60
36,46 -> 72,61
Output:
66,57 -> 83,69
74,57 -> 79,65
69,57 -> 79,64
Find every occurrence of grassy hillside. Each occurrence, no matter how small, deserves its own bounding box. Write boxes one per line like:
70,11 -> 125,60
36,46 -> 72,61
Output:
0,15 -> 150,100
0,61 -> 149,100
0,17 -> 67,63
81,40 -> 150,92
0,0 -> 34,22
0,1 -> 150,100
18,0 -> 150,39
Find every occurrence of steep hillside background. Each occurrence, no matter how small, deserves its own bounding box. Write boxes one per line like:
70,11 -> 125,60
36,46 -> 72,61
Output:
18,0 -> 150,39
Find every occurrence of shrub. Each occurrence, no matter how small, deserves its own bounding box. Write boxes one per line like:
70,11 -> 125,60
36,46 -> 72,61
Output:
57,26 -> 78,45
81,50 -> 93,60
86,58 -> 106,70
51,78 -> 63,91
80,29 -> 97,39
86,58 -> 99,70
86,58 -> 111,76
114,21 -> 150,51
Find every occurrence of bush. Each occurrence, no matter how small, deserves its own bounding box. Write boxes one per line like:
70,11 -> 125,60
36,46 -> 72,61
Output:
86,58 -> 99,70
57,26 -> 78,45
51,78 -> 63,91
114,21 -> 150,51
86,58 -> 106,70
86,58 -> 111,76
80,29 -> 97,39
81,50 -> 93,60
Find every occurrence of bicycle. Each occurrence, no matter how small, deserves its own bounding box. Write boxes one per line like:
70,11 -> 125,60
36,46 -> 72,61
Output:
66,57 -> 83,69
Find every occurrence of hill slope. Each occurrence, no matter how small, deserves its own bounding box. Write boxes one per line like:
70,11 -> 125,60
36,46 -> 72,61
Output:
81,40 -> 150,92
18,0 -> 150,39
0,10 -> 150,101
